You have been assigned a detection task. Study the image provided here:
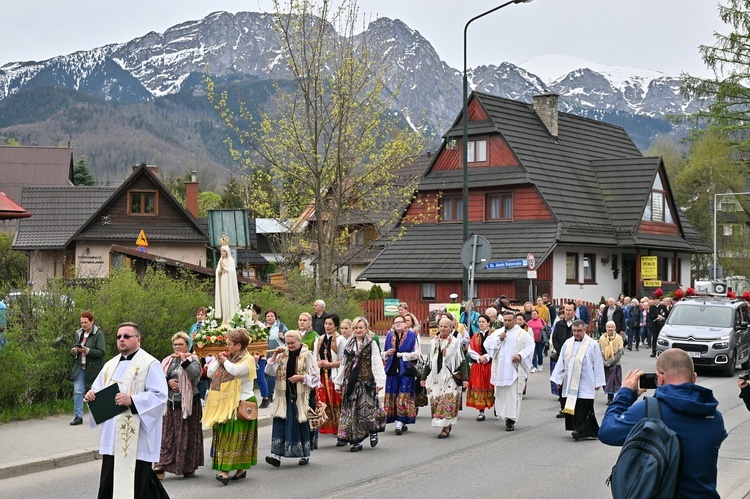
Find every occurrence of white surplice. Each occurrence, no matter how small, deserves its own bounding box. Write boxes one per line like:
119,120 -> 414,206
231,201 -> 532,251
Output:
484,325 -> 534,420
549,337 -> 606,399
90,350 -> 168,462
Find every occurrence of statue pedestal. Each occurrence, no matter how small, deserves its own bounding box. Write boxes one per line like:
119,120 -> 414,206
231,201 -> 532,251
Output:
194,342 -> 267,358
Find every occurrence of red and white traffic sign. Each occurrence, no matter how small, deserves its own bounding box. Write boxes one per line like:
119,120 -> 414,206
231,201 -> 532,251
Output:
527,253 -> 536,270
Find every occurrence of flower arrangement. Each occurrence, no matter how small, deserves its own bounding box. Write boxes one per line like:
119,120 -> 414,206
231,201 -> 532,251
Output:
686,287 -> 696,297
193,306 -> 269,348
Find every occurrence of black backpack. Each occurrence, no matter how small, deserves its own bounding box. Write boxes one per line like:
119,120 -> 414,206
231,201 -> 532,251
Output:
606,397 -> 683,499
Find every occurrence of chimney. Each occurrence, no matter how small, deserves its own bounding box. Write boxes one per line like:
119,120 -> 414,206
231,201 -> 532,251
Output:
533,93 -> 559,138
132,162 -> 159,176
185,170 -> 199,219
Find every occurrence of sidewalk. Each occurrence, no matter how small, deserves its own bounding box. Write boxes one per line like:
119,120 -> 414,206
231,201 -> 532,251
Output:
0,408 -> 273,481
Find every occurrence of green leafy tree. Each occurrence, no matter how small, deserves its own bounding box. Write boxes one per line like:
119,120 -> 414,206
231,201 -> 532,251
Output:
682,1 -> 750,150
206,0 -> 425,292
73,156 -> 96,186
0,233 -> 27,292
198,191 -> 222,217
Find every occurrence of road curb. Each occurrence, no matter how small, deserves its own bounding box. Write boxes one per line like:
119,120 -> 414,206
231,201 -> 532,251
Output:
0,414 -> 272,480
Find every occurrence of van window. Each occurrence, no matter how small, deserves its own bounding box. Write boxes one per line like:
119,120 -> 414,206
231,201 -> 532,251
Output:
667,306 -> 732,328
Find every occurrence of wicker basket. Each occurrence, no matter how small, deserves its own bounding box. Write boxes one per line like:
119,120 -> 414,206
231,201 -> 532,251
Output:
194,342 -> 267,358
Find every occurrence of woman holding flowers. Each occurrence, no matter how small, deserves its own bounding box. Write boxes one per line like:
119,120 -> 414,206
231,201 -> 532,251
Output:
202,328 -> 257,485
265,330 -> 320,467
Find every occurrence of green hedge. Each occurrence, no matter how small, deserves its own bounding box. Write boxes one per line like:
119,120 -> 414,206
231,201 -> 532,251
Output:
0,267 -> 363,413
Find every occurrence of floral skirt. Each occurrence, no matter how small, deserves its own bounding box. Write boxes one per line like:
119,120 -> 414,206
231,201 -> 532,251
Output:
383,374 -> 417,424
158,396 -> 204,475
271,391 -> 313,458
315,373 -> 342,435
429,378 -> 461,427
211,396 -> 258,471
467,362 -> 494,411
338,380 -> 386,443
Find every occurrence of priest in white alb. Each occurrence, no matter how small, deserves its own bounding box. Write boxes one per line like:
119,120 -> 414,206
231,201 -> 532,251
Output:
484,311 -> 534,431
550,319 -> 606,440
84,322 -> 169,499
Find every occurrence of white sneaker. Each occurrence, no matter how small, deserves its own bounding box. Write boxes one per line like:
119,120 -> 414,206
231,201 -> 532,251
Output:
537,366 -> 543,372
530,367 -> 537,373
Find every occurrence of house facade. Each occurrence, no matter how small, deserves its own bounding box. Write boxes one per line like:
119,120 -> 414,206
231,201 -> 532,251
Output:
13,164 -> 209,289
358,92 -> 711,306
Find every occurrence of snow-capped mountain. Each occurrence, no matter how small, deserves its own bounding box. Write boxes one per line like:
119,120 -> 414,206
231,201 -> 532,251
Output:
0,11 -> 700,148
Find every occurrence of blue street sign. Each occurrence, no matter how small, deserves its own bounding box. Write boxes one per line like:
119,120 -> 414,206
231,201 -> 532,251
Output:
486,259 -> 527,269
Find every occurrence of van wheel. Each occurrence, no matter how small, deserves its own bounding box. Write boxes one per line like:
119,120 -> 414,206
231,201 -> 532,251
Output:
723,350 -> 737,377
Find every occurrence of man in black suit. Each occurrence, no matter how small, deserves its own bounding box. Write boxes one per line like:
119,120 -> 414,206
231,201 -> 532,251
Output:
598,297 -> 625,338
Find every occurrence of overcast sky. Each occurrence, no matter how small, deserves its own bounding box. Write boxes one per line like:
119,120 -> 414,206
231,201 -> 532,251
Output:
0,0 -> 729,77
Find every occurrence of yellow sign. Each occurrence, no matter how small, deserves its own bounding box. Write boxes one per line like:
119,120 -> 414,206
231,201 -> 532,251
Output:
644,280 -> 662,287
136,230 -> 149,246
641,256 -> 657,279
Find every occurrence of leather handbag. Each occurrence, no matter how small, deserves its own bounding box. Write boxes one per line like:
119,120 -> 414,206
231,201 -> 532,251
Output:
236,400 -> 258,421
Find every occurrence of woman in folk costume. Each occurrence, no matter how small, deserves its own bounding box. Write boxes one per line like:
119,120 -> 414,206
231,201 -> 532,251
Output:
313,314 -> 347,444
265,330 -> 320,467
467,314 -> 494,421
599,320 -> 624,405
334,316 -> 387,452
154,332 -> 203,480
214,239 -> 240,325
202,328 -> 257,485
421,317 -> 469,439
382,315 -> 420,435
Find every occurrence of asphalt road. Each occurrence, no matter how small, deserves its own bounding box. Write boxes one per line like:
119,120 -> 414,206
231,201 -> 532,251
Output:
3,347 -> 750,499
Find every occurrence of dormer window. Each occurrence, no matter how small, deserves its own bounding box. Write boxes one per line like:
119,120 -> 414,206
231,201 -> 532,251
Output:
128,190 -> 158,216
467,139 -> 488,164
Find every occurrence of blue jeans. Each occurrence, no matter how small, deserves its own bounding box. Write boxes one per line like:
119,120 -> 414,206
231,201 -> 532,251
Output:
533,342 -> 545,368
641,326 -> 650,344
266,369 -> 276,398
73,366 -> 85,418
256,357 -> 269,398
627,327 -> 639,348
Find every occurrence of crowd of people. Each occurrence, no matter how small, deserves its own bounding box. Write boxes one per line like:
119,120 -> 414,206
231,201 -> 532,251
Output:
72,290 -> 743,498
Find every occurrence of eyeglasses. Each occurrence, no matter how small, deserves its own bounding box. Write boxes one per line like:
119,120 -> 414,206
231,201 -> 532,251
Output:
116,334 -> 139,340
393,321 -> 405,324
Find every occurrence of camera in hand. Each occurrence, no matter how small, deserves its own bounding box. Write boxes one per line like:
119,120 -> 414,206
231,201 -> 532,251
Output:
74,343 -> 84,348
640,372 -> 658,389
739,372 -> 750,380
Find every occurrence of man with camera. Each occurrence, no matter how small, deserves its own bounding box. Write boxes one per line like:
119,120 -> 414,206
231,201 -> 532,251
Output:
599,349 -> 727,498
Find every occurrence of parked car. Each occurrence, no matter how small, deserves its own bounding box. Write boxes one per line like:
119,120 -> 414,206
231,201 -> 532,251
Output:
656,296 -> 750,376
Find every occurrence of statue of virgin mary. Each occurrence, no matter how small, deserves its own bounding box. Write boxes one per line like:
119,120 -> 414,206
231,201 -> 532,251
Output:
215,235 -> 240,325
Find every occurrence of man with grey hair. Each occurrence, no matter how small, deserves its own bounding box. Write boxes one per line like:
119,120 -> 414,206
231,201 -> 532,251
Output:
311,299 -> 328,335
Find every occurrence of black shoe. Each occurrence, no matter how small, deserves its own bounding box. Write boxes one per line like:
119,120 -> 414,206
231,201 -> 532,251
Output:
298,457 -> 309,466
350,443 -> 363,452
627,347 -> 632,351
259,398 -> 270,409
369,433 -> 378,448
265,455 -> 281,468
336,439 -> 348,446
650,354 -> 656,358
70,417 -> 83,426
571,431 -> 580,441
476,412 -> 485,421
556,411 -> 566,419
395,427 -> 403,435
230,470 -> 246,481
215,474 -> 230,485
505,420 -> 515,431
154,469 -> 165,480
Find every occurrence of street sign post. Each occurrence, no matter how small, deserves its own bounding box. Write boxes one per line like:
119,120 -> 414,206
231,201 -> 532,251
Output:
461,235 -> 492,300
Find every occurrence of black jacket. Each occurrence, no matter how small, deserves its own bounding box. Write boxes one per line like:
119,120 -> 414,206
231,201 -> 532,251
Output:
550,320 -> 573,361
599,305 -> 625,334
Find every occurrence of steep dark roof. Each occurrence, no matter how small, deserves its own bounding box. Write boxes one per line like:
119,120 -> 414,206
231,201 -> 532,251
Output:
71,165 -> 208,243
360,93 -> 709,282
360,221 -> 558,282
13,186 -> 116,249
